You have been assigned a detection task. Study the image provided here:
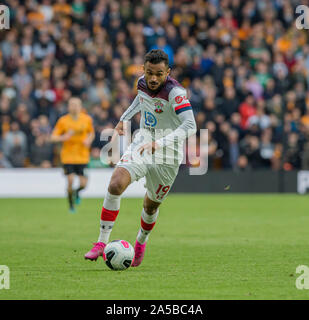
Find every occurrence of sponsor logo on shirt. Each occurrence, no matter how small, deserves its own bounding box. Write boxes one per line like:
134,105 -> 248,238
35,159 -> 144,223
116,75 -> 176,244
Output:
175,96 -> 183,104
144,111 -> 157,127
175,95 -> 188,104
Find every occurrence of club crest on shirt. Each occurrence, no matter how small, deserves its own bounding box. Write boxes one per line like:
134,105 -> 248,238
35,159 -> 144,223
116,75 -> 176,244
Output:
154,100 -> 164,113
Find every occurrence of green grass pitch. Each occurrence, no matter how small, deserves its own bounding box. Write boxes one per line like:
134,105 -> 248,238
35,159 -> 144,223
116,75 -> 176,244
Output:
1,194 -> 309,300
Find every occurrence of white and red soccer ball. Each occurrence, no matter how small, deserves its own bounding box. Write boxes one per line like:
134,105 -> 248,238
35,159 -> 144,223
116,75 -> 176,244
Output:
104,240 -> 135,271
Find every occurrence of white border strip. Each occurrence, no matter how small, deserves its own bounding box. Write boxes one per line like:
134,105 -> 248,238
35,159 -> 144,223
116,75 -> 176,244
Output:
0,168 -> 146,198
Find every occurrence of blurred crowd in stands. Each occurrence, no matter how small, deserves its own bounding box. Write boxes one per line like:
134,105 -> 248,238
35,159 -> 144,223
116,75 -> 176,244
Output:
1,0 -> 309,171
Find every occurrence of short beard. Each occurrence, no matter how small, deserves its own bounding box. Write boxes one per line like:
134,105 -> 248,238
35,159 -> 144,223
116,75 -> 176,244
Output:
146,81 -> 165,94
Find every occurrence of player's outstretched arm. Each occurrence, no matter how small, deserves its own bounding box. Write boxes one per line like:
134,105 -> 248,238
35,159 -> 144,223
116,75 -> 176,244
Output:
111,95 -> 141,142
138,110 -> 196,155
156,109 -> 197,149
155,88 -> 197,149
114,121 -> 125,135
120,95 -> 141,122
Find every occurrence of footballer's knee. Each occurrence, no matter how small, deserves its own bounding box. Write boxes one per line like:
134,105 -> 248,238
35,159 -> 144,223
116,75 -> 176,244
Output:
108,167 -> 131,195
108,181 -> 124,195
108,174 -> 128,195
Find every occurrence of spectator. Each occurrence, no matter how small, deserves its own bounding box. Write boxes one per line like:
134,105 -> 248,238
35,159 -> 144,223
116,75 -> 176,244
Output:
260,129 -> 275,168
239,94 -> 256,129
219,87 -> 240,120
0,150 -> 12,168
12,60 -> 32,94
285,132 -> 302,170
7,135 -> 27,168
236,155 -> 250,171
228,129 -> 240,169
30,135 -> 53,167
151,0 -> 168,20
183,36 -> 203,64
2,122 -> 27,160
33,31 -> 56,61
150,37 -> 174,66
247,99 -> 271,130
0,0 -> 307,171
245,135 -> 264,169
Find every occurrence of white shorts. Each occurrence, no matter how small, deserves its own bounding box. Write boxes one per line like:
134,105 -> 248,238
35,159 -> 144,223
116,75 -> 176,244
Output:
116,143 -> 179,203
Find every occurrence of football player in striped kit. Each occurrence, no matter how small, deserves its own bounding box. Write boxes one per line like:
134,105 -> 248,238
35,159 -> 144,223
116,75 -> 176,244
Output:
85,49 -> 197,266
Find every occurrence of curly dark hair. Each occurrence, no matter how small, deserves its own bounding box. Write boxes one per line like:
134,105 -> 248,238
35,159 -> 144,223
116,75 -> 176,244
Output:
144,49 -> 169,66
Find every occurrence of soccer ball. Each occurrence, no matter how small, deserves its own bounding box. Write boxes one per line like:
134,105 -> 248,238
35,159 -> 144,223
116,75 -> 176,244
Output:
104,240 -> 135,271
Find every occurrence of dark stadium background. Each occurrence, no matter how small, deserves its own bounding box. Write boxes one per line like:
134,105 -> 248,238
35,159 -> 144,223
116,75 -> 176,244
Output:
0,0 -> 309,193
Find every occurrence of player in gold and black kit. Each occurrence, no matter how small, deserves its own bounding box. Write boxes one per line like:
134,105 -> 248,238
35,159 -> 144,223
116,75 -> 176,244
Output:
51,97 -> 94,212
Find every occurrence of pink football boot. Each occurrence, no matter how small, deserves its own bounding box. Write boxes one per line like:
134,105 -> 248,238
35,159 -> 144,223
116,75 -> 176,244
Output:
131,240 -> 146,267
84,242 -> 106,261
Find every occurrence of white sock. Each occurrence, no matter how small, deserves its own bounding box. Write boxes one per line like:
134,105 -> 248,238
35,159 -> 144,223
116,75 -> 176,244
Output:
98,191 -> 121,244
136,209 -> 159,244
98,220 -> 115,244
